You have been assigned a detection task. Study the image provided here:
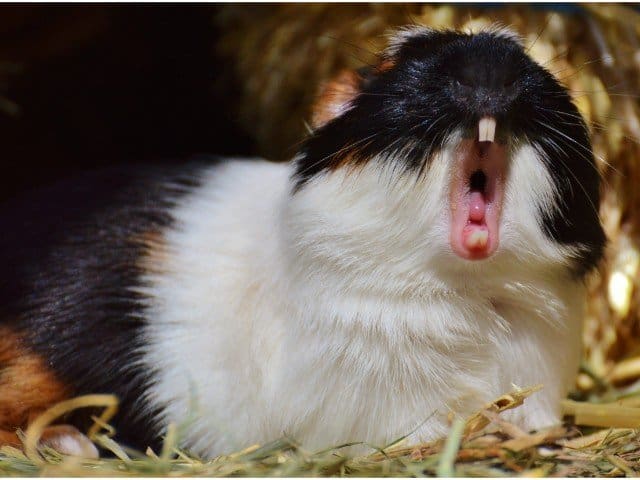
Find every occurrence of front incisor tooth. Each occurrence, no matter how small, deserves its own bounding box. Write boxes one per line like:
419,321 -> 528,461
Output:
478,116 -> 497,142
466,229 -> 489,249
478,118 -> 487,141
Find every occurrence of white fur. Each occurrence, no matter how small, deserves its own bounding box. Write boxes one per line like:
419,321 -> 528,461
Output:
141,137 -> 584,457
385,25 -> 435,57
385,25 -> 523,59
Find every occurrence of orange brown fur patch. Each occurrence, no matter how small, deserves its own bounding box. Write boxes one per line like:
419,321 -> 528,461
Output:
0,326 -> 69,431
311,69 -> 362,129
132,230 -> 170,274
0,429 -> 20,448
376,57 -> 396,73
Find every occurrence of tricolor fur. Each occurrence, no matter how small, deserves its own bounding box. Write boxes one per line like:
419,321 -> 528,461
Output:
0,27 -> 604,457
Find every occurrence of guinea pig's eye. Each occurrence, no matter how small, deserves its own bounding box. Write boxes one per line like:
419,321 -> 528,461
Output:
503,78 -> 517,88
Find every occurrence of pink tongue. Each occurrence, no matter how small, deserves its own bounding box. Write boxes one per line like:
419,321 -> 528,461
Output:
468,191 -> 486,222
463,191 -> 489,251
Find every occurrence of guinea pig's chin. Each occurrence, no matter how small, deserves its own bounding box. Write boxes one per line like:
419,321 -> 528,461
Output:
448,139 -> 507,261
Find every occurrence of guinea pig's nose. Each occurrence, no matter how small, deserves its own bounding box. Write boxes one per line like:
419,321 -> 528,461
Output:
453,80 -> 516,118
451,65 -> 518,117
473,87 -> 504,115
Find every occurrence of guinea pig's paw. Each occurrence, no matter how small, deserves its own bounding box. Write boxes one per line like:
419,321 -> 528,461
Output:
38,425 -> 99,459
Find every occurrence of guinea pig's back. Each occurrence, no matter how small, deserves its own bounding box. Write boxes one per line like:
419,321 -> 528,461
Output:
0,162 -> 212,450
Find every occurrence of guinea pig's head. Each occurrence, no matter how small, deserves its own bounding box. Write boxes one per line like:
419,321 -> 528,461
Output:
287,27 -> 605,288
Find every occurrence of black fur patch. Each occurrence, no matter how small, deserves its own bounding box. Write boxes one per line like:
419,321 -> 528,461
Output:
529,91 -> 606,277
0,161 -> 212,451
294,29 -> 605,275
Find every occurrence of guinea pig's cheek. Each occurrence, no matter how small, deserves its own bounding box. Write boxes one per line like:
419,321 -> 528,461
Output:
448,140 -> 506,260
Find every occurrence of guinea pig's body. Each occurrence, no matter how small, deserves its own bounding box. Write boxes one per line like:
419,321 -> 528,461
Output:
0,27 -> 604,457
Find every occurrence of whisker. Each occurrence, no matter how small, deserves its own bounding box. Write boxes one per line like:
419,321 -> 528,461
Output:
551,57 -> 612,81
321,90 -> 401,99
295,133 -> 380,178
537,48 -> 569,68
416,116 -> 454,181
535,106 -> 640,147
378,114 -> 449,164
534,114 -> 619,178
570,91 -> 640,99
533,119 -> 610,217
585,14 -> 615,69
532,109 -> 622,176
525,12 -> 555,55
319,35 -> 381,64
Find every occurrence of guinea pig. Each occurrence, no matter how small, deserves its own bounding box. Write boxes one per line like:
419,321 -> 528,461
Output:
0,26 -> 605,457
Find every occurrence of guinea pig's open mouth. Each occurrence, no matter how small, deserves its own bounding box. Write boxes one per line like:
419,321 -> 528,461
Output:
449,117 -> 507,260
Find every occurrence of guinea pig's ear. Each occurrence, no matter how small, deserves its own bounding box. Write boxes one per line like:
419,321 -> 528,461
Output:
310,69 -> 364,130
310,59 -> 395,130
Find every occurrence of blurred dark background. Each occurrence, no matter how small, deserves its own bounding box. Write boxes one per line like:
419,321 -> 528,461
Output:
0,5 -> 255,202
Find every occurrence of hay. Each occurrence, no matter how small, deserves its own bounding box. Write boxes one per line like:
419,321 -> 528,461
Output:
23,394 -> 118,463
214,3 -> 640,395
1,386 -> 639,476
